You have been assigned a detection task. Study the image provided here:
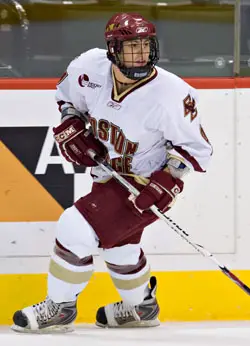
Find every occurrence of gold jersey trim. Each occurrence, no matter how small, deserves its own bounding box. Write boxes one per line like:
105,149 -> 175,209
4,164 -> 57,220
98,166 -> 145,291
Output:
111,67 -> 157,103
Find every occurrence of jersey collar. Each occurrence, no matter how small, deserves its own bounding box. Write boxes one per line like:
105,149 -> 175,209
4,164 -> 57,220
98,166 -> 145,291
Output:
111,66 -> 158,103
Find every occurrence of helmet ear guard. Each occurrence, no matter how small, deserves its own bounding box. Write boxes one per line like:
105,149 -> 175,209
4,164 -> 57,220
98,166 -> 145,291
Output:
105,13 -> 160,80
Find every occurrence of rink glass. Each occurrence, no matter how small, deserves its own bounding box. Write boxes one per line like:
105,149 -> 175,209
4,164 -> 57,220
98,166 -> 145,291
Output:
0,0 -> 249,78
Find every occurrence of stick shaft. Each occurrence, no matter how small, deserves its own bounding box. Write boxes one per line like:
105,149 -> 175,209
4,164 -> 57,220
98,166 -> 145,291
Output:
88,150 -> 250,295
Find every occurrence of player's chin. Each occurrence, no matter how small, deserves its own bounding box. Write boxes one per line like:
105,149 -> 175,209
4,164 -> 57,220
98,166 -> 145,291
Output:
133,62 -> 147,67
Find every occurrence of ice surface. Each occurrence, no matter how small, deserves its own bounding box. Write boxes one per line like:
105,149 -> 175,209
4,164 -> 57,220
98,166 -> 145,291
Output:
0,321 -> 249,346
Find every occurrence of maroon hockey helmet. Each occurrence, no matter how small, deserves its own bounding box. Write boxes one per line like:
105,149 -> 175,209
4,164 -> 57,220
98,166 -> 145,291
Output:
105,13 -> 159,80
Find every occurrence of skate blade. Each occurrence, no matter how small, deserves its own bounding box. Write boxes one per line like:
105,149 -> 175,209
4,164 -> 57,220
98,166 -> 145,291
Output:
11,324 -> 74,334
96,318 -> 160,329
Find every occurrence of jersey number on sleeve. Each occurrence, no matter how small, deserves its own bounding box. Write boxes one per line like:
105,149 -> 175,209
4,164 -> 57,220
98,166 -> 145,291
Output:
183,94 -> 197,122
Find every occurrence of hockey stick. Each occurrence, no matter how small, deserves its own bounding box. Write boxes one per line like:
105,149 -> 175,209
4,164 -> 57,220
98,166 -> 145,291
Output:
87,148 -> 250,296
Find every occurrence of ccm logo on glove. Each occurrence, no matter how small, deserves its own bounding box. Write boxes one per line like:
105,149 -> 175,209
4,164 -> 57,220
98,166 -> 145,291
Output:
134,170 -> 184,213
54,125 -> 78,143
53,116 -> 108,167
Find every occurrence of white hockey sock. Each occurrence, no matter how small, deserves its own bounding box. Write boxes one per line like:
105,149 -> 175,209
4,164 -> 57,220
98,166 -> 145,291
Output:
108,263 -> 151,306
47,253 -> 93,303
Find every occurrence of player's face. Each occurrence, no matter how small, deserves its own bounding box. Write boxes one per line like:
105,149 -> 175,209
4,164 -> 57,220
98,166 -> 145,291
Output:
121,38 -> 150,68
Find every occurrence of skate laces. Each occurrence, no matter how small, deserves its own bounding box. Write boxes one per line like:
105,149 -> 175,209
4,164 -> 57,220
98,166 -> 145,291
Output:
113,301 -> 135,318
33,298 -> 59,323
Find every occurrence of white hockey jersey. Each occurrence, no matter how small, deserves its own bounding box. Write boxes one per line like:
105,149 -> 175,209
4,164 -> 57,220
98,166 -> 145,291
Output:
55,48 -> 212,181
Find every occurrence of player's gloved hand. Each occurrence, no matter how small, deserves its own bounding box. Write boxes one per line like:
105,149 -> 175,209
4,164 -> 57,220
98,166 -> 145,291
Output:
131,170 -> 184,213
53,116 -> 108,166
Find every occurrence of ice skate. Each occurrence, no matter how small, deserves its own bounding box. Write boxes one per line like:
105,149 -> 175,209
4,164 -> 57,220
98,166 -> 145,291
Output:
11,297 -> 77,333
96,276 -> 160,328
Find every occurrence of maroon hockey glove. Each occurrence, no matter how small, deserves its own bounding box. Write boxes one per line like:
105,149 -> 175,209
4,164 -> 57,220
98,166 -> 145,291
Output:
134,170 -> 184,213
53,117 -> 108,166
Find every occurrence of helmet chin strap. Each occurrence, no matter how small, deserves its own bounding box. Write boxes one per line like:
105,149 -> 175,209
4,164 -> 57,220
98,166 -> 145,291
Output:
112,65 -> 137,86
112,64 -> 150,87
118,64 -> 153,81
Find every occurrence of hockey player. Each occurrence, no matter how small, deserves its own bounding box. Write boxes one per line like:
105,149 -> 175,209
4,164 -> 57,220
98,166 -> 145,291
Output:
12,12 -> 212,332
